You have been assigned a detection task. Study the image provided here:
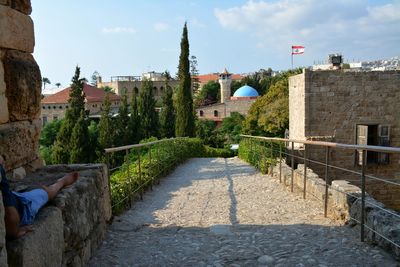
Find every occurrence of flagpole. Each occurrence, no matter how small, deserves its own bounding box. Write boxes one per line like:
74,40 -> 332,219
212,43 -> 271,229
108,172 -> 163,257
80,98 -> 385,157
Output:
291,53 -> 293,69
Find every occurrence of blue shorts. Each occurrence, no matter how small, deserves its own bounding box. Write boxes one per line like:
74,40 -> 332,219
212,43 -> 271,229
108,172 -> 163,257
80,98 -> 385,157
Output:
13,189 -> 49,226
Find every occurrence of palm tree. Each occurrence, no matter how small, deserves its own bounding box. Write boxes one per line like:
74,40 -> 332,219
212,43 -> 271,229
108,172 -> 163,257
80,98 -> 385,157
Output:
42,77 -> 51,90
55,82 -> 61,88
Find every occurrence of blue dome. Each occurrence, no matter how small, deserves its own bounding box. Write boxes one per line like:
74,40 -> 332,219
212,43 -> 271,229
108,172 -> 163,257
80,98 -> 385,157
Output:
233,85 -> 259,97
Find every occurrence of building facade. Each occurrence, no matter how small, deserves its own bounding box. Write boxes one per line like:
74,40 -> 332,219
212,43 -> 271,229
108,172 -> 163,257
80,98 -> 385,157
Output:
196,70 -> 257,124
289,69 -> 400,210
97,73 -> 179,102
41,84 -> 121,124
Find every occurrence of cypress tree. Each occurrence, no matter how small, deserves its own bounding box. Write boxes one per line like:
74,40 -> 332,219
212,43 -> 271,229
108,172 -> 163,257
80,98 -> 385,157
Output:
138,79 -> 159,139
160,71 -> 175,138
115,93 -> 130,146
70,110 -> 90,163
52,66 -> 86,163
127,90 -> 140,144
175,23 -> 195,137
98,94 -> 114,162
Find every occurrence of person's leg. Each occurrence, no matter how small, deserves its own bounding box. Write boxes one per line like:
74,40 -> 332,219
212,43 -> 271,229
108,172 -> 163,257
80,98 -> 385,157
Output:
43,172 -> 79,200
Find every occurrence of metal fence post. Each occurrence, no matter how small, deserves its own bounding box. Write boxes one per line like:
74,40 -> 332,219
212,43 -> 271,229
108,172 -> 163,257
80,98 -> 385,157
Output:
279,142 -> 282,183
137,147 -> 143,200
303,144 -> 307,199
149,146 -> 153,191
291,141 -> 294,192
324,147 -> 330,217
361,149 -> 367,242
126,149 -> 132,207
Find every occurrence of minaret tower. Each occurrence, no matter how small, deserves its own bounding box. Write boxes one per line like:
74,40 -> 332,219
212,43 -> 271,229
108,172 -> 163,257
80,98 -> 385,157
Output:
218,68 -> 232,103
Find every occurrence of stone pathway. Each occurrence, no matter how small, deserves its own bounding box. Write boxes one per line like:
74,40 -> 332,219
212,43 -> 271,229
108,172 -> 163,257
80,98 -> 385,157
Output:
89,158 -> 398,267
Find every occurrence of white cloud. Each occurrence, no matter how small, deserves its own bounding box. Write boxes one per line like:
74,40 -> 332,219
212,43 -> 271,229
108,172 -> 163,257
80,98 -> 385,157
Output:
154,22 -> 170,32
214,0 -> 400,56
102,27 -> 137,34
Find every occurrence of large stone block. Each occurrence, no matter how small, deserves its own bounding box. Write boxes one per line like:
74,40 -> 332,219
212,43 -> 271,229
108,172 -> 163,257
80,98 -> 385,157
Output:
0,119 -> 41,170
6,206 -> 64,267
0,5 -> 34,52
10,0 -> 32,15
2,49 -> 41,121
0,60 -> 9,124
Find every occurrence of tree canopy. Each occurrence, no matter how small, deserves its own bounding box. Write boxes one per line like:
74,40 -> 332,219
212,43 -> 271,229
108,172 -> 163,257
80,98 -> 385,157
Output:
175,23 -> 195,137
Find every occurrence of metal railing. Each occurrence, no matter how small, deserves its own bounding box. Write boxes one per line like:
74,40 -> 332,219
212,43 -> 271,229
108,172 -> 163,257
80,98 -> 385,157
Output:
240,134 -> 400,250
104,137 -> 188,213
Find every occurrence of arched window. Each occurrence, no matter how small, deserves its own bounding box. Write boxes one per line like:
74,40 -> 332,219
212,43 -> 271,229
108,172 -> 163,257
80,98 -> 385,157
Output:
214,110 -> 218,117
134,87 -> 139,94
160,86 -> 164,93
153,86 -> 158,95
199,110 -> 204,117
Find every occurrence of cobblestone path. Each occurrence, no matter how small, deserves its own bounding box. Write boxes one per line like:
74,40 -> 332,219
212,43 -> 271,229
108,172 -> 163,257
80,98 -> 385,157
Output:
89,158 -> 398,267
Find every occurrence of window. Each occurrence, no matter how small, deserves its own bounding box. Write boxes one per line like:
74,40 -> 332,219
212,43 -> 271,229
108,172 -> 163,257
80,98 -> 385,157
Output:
134,87 -> 139,94
59,106 -> 62,109
42,116 -> 47,126
42,106 -> 46,109
214,110 -> 218,117
199,110 -> 204,117
53,106 -> 56,109
53,116 -> 58,120
356,124 -> 390,165
153,87 -> 158,95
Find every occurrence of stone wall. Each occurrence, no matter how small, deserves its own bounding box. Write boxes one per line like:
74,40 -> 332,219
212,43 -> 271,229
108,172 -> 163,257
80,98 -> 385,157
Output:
5,164 -> 112,267
0,1 -> 42,265
196,98 -> 256,121
269,161 -> 400,259
0,0 -> 42,173
288,69 -> 400,210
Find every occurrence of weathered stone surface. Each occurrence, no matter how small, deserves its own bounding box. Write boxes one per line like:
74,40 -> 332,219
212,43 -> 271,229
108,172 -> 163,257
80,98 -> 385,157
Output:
0,5 -> 34,52
2,49 -> 41,121
0,191 -> 7,267
0,59 -> 9,124
7,206 -> 63,267
0,119 -> 41,170
0,0 -> 10,7
10,0 -> 32,15
11,166 -> 26,181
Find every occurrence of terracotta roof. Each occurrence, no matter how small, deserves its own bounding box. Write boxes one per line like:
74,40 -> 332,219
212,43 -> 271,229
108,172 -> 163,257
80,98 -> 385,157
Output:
41,83 -> 121,104
195,73 -> 243,84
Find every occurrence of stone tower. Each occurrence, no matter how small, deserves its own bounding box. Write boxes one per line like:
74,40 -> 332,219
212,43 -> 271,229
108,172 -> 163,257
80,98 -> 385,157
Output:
219,68 -> 232,103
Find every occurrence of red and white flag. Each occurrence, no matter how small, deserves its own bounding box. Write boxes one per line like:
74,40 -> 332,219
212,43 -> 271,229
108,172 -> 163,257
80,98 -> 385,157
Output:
292,45 -> 305,55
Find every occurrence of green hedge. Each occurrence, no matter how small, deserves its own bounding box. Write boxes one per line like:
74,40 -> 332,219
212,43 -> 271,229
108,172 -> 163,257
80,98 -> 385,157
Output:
109,138 -> 235,214
238,138 -> 281,174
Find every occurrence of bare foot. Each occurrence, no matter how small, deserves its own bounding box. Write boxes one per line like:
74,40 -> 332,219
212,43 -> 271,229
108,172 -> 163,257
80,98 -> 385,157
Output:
60,172 -> 79,187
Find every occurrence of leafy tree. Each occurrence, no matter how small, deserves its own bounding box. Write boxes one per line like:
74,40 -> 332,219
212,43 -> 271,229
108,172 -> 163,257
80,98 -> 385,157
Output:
127,90 -> 140,144
195,119 -> 224,148
101,86 -> 113,92
242,69 -> 302,137
138,79 -> 159,139
39,119 -> 63,147
91,71 -> 100,86
194,80 -> 220,107
55,82 -> 61,88
175,23 -> 195,137
190,55 -> 200,94
70,110 -> 90,163
42,77 -> 51,90
160,71 -> 175,138
218,112 -> 245,144
115,93 -> 130,146
87,120 -> 100,163
98,94 -> 114,162
52,66 -> 86,163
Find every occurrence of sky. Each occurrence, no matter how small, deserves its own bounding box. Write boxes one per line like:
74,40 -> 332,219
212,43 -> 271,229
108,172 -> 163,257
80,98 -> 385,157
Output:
31,0 -> 400,94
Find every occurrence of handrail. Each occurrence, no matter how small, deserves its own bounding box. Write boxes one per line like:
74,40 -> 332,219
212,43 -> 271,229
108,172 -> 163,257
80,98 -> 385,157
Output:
104,137 -> 187,153
240,134 -> 400,153
240,134 -> 400,255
